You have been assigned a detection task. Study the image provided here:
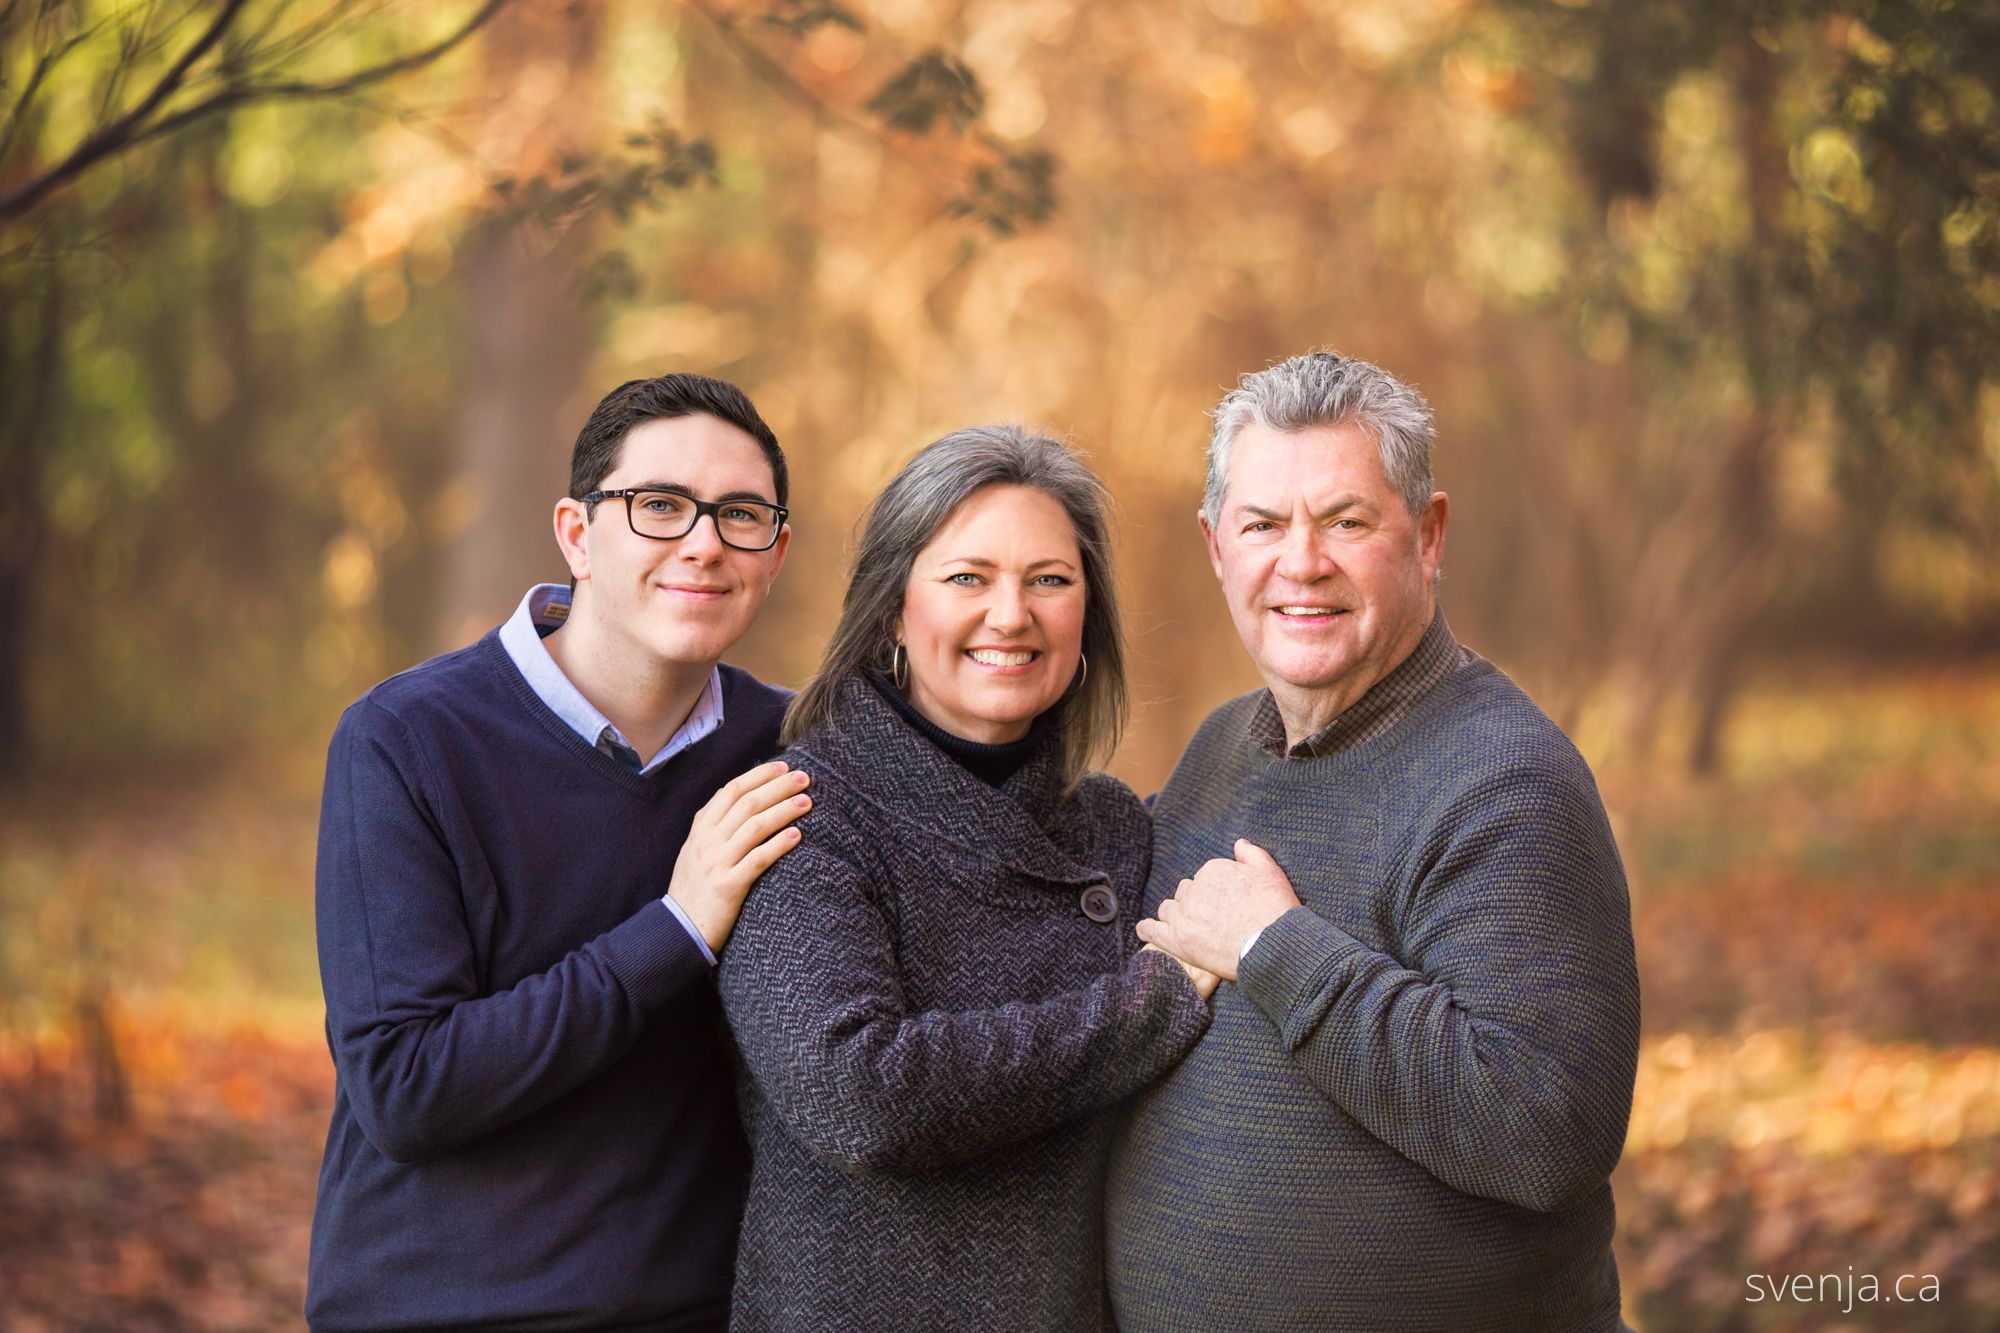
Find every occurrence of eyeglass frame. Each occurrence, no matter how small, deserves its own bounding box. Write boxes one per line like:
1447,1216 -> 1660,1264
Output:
582,488 -> 790,552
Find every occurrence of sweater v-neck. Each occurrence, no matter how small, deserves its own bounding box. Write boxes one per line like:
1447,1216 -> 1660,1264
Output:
1245,651 -> 1502,786
480,633 -> 714,801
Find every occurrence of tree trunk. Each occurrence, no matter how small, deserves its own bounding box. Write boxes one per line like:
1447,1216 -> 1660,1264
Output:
1677,29 -> 1787,775
1615,28 -> 1788,774
0,253 -> 62,785
437,2 -> 601,651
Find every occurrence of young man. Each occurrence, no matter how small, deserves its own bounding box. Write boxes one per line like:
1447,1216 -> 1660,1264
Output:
308,374 -> 809,1331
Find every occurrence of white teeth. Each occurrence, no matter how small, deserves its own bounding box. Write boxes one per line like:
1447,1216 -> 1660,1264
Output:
969,649 -> 1036,666
1277,606 -> 1339,616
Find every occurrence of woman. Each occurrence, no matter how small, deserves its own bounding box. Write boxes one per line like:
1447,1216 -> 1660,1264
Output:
718,426 -> 1215,1331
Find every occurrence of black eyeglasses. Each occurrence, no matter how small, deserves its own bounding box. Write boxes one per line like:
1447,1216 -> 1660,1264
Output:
584,488 -> 788,551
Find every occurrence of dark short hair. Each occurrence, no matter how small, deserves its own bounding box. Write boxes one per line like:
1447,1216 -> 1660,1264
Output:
568,373 -> 787,505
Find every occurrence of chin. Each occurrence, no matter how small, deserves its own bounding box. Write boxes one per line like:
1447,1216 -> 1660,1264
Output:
643,626 -> 740,667
962,692 -> 1056,737
1266,653 -> 1360,693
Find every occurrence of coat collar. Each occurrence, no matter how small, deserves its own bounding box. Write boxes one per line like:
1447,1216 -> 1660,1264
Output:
795,675 -> 1106,888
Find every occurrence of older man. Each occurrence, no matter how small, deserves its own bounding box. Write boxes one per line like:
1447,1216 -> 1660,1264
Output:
1106,351 -> 1639,1331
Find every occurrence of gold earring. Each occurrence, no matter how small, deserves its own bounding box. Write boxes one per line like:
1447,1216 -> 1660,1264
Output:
892,643 -> 909,691
1076,653 -> 1088,690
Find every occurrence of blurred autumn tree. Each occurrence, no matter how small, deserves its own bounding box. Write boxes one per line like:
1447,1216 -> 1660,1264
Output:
0,0 -> 1052,786
2,0 -> 1995,791
0,0 -> 510,780
1455,0 -> 2000,767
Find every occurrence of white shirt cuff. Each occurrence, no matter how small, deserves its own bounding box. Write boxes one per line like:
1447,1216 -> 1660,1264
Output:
660,894 -> 718,967
1238,926 -> 1265,963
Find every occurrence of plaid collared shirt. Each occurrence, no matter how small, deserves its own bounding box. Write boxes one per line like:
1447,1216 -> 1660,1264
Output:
1250,608 -> 1471,760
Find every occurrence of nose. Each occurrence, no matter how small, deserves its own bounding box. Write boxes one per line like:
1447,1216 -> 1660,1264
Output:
985,580 -> 1031,634
676,511 -> 726,562
1273,524 -> 1336,584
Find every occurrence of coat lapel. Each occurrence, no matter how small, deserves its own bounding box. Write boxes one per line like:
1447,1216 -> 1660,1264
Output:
801,677 -> 1106,888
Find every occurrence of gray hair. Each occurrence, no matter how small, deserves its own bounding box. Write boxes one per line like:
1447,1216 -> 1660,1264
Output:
784,424 -> 1127,789
1204,350 -> 1436,523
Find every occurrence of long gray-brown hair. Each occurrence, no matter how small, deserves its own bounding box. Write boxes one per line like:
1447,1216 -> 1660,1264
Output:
783,424 -> 1127,788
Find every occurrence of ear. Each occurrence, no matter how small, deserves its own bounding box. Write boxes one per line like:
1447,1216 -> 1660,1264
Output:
553,496 -> 592,582
763,523 -> 792,586
1418,490 -> 1449,580
1197,508 -> 1224,580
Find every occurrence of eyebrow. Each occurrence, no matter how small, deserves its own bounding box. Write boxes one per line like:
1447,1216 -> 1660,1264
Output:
938,556 -> 1080,572
628,481 -> 777,506
1234,494 -> 1368,522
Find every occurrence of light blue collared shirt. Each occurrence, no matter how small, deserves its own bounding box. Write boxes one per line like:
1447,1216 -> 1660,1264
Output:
499,583 -> 725,964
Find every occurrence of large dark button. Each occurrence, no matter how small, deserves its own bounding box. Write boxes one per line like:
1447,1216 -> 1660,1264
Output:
1079,883 -> 1119,923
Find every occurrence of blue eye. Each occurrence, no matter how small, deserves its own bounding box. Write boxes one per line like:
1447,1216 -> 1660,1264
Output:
947,572 -> 981,586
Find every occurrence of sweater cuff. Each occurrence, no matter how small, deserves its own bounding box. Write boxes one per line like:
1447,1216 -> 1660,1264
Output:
658,893 -> 719,966
1131,947 -> 1216,1059
1237,906 -> 1365,1033
596,898 -> 715,1012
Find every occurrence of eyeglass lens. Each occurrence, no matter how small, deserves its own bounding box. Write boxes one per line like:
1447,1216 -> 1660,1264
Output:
628,491 -> 780,548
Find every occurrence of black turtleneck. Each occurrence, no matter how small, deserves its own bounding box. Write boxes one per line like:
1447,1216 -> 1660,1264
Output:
866,674 -> 1055,788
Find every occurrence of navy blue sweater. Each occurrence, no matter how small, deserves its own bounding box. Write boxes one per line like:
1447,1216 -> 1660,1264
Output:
307,631 -> 788,1331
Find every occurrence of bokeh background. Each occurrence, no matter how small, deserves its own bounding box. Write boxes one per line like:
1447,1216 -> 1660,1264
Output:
3,0 -> 1997,1327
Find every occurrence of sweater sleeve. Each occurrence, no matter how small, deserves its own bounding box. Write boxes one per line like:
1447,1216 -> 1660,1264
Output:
718,833 -> 1211,1173
1235,763 -> 1640,1214
314,700 -> 712,1163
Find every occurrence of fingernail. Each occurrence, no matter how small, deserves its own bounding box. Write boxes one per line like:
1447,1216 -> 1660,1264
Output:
794,795 -> 811,808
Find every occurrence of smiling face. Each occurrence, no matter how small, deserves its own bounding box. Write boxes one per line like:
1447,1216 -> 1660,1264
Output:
897,483 -> 1087,745
1200,419 -> 1448,737
558,413 -> 789,670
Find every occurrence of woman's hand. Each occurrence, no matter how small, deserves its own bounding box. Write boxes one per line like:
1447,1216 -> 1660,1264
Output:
1136,840 -> 1299,981
1141,944 -> 1220,1000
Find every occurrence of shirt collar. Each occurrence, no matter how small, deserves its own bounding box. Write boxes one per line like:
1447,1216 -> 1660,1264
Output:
1250,606 -> 1467,760
499,583 -> 725,773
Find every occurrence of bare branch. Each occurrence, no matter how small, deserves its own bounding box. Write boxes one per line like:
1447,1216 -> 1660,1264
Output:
0,23 -> 96,165
689,0 -> 996,208
240,0 -> 504,99
0,0 -> 251,220
0,0 -> 508,222
248,0 -> 386,80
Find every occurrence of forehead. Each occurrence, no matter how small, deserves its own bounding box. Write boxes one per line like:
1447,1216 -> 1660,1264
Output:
1225,419 -> 1391,502
604,413 -> 777,497
919,484 -> 1080,559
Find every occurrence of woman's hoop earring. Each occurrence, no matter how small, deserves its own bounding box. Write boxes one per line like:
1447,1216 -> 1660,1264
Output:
892,643 -> 909,691
1074,653 -> 1088,691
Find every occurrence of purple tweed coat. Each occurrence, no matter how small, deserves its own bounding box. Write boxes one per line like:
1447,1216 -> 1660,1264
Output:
718,677 -> 1210,1331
